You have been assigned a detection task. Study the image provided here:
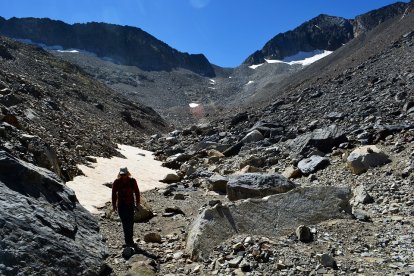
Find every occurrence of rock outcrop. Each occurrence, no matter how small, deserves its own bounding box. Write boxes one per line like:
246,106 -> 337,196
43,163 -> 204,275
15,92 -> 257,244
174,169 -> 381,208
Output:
0,151 -> 107,275
186,186 -> 352,260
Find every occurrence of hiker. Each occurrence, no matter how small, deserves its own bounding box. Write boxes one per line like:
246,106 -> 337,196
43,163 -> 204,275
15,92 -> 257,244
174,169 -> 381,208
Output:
112,167 -> 140,247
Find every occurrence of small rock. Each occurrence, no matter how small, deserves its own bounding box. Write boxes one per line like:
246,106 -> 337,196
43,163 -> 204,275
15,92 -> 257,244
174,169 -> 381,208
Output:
228,256 -> 243,268
173,193 -> 185,200
353,185 -> 374,204
173,251 -> 184,259
352,209 -> 371,222
144,233 -> 162,243
208,200 -> 222,207
296,225 -> 313,243
297,155 -> 330,175
282,166 -> 302,179
318,253 -> 337,269
122,247 -> 135,259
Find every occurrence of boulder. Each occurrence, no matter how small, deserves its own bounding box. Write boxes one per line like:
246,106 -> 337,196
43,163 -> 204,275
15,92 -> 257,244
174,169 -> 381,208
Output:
347,145 -> 391,175
241,130 -> 264,144
296,225 -> 313,243
285,125 -> 347,157
104,196 -> 154,223
226,173 -> 296,201
208,174 -> 229,193
134,197 -> 154,222
0,151 -> 107,275
186,186 -> 352,260
160,173 -> 181,184
297,155 -> 330,175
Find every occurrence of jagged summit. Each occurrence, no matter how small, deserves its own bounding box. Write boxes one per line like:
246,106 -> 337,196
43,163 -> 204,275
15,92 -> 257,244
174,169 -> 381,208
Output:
0,17 -> 216,77
244,2 -> 408,66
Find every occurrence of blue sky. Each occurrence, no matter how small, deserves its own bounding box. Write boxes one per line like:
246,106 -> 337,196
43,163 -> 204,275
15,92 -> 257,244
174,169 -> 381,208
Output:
0,0 -> 408,67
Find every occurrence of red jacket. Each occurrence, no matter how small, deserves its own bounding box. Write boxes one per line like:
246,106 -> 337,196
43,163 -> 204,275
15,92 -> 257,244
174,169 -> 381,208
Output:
112,177 -> 140,208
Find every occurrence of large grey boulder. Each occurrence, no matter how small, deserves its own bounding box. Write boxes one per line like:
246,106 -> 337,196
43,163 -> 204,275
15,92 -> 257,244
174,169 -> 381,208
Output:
297,155 -> 330,175
186,186 -> 351,260
0,151 -> 107,275
285,125 -> 347,157
347,145 -> 391,175
226,173 -> 296,201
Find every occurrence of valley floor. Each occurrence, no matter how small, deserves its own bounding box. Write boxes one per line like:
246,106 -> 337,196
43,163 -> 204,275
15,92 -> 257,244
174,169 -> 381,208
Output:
95,138 -> 414,275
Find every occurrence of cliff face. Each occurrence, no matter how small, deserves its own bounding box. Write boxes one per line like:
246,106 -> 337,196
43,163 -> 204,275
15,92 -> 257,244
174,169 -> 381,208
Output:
244,2 -> 409,65
0,17 -> 216,77
353,2 -> 408,36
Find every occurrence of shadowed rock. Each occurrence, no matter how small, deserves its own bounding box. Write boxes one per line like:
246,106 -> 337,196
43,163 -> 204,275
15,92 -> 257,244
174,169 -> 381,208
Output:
0,151 -> 107,275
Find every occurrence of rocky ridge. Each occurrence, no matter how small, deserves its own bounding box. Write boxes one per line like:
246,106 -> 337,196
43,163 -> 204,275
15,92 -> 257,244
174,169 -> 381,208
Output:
0,35 -> 167,180
0,17 -> 215,77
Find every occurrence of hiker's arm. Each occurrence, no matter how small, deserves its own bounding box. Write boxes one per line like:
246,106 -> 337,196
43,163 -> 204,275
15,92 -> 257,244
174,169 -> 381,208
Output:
112,180 -> 118,211
133,179 -> 140,206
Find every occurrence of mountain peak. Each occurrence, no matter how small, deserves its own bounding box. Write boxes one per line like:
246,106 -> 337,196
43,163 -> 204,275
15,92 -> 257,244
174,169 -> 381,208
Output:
244,2 -> 408,66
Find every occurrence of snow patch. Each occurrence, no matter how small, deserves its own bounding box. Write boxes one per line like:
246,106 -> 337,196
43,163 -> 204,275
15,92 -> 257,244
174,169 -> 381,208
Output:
189,103 -> 200,108
266,50 -> 332,66
249,63 -> 265,69
249,50 -> 333,69
66,145 -> 171,213
245,80 -> 254,86
209,79 -> 216,84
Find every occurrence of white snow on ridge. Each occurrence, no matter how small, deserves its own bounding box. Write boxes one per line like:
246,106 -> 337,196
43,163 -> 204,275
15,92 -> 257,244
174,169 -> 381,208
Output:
249,50 -> 333,69
283,49 -> 332,65
57,49 -> 79,53
248,63 -> 264,69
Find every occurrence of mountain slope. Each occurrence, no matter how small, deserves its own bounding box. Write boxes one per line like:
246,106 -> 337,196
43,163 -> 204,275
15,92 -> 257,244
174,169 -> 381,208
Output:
0,17 -> 216,77
244,2 -> 408,66
240,2 -> 414,133
0,35 -> 167,180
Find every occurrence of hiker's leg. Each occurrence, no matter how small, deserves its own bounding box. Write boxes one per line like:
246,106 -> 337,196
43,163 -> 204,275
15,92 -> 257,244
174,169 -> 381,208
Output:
124,206 -> 135,245
118,205 -> 132,245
